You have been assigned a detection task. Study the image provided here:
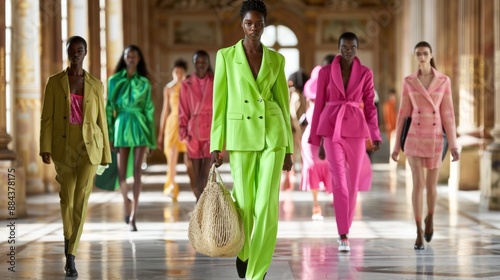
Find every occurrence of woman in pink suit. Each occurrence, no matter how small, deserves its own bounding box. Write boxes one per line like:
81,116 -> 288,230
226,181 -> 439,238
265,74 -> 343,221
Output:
391,41 -> 460,250
309,32 -> 382,252
179,50 -> 214,201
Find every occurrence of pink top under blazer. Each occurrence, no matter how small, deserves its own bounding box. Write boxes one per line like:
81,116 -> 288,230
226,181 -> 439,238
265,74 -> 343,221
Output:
393,68 -> 458,158
179,73 -> 214,142
308,55 -> 381,146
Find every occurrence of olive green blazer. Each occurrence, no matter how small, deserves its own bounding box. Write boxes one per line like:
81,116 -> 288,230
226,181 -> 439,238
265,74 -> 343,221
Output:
40,69 -> 112,165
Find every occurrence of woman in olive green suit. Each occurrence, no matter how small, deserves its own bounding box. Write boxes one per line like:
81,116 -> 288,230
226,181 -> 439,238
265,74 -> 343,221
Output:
210,1 -> 293,279
40,36 -> 112,277
106,45 -> 156,231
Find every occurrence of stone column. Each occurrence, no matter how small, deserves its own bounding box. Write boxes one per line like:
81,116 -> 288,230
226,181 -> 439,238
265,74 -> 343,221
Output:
480,0 -> 500,210
452,0 -> 482,190
0,0 -> 15,161
12,0 -> 44,194
105,0 -> 123,77
1,0 -> 27,219
39,0 -> 62,192
67,0 -> 89,70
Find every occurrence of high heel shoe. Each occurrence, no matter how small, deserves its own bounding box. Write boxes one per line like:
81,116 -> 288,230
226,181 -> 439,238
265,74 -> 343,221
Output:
424,216 -> 434,242
236,257 -> 248,278
130,219 -> 138,232
124,198 -> 132,224
414,232 -> 425,250
65,254 -> 78,277
171,183 -> 179,202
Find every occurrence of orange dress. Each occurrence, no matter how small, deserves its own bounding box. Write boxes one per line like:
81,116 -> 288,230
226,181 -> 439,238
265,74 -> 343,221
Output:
164,82 -> 187,152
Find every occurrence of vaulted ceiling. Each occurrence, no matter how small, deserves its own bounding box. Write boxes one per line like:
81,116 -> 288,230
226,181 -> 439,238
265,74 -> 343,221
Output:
155,0 -> 390,10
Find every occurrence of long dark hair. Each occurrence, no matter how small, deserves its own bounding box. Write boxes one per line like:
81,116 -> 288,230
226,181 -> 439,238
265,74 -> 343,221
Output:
113,45 -> 149,77
414,41 -> 437,70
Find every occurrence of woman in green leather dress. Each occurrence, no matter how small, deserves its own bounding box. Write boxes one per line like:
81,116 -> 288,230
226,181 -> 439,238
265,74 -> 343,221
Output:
106,45 -> 156,231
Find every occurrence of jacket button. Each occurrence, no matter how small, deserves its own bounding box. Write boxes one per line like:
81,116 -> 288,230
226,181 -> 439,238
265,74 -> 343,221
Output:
247,116 -> 251,119
433,111 -> 436,114
86,142 -> 90,145
433,123 -> 436,125
418,123 -> 420,125
418,111 -> 421,114
244,100 -> 249,103
63,116 -> 67,119
259,116 -> 263,119
62,135 -> 66,138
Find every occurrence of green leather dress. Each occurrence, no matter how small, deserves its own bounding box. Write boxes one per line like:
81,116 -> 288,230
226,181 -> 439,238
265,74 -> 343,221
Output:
106,69 -> 156,149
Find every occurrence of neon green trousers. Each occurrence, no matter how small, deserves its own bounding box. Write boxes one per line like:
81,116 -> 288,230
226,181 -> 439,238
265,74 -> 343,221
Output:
230,147 -> 285,280
54,124 -> 97,256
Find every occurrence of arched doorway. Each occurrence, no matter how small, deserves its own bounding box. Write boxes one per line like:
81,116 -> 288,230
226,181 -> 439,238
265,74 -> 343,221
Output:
261,24 -> 299,80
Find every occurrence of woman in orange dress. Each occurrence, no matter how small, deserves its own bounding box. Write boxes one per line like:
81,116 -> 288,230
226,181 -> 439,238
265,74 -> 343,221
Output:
158,59 -> 194,201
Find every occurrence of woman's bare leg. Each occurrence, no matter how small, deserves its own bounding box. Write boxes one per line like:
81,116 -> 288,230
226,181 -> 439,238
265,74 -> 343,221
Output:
129,146 -> 147,231
407,156 -> 426,248
118,147 -> 131,224
424,168 -> 440,240
184,152 -> 195,194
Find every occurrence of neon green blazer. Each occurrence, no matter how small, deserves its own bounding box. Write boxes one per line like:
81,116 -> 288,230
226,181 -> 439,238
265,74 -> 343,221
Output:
210,40 -> 293,154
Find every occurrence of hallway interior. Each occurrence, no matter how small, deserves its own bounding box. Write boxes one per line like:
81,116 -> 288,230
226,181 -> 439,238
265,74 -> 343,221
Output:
2,158 -> 500,279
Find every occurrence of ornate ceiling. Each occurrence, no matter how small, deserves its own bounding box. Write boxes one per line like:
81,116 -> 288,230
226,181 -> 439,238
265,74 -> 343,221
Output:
156,0 -> 389,9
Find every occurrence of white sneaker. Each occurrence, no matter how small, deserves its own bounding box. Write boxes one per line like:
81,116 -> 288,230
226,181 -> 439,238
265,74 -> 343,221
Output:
312,213 -> 324,220
338,239 -> 350,252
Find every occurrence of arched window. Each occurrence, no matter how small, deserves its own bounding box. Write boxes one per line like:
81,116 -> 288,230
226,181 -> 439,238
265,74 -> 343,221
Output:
261,25 -> 299,81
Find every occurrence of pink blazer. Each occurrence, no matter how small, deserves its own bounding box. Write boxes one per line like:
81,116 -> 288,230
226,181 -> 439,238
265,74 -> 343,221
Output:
179,73 -> 214,141
393,68 -> 458,157
308,56 -> 381,146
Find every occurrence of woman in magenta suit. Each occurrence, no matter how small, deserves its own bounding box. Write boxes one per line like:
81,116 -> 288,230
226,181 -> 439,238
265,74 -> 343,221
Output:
179,50 -> 214,201
391,41 -> 459,250
309,32 -> 382,252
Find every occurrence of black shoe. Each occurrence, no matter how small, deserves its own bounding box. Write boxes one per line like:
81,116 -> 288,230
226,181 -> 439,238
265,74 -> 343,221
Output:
130,219 -> 137,232
65,254 -> 78,277
424,216 -> 434,242
263,272 -> 267,279
236,257 -> 248,278
125,216 -> 130,225
64,239 -> 69,257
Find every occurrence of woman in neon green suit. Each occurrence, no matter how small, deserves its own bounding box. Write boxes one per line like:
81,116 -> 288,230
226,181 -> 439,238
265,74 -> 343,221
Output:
106,45 -> 156,231
210,1 -> 293,279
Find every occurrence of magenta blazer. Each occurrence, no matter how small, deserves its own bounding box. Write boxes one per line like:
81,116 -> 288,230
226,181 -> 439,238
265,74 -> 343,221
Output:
308,55 -> 381,146
393,68 -> 458,157
179,73 -> 214,141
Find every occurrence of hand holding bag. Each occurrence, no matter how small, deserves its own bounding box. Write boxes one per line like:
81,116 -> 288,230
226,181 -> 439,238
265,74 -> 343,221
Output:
401,117 -> 411,152
188,164 -> 245,257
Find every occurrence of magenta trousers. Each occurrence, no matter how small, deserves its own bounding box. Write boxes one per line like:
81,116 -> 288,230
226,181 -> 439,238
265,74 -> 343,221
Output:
324,137 -> 365,236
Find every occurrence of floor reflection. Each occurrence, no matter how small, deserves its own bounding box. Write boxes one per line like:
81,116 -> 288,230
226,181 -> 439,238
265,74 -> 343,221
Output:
1,163 -> 500,279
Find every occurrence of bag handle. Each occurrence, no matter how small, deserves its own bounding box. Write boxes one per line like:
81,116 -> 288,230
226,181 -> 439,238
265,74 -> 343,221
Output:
208,163 -> 223,183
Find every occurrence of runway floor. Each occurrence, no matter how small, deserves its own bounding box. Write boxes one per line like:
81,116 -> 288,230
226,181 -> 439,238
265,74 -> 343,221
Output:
1,162 -> 500,280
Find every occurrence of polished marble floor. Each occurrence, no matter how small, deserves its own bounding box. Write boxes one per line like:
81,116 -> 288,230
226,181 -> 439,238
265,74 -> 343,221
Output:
1,160 -> 500,280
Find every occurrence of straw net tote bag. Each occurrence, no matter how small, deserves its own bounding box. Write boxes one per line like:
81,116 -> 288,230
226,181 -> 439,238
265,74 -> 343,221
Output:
188,164 -> 245,257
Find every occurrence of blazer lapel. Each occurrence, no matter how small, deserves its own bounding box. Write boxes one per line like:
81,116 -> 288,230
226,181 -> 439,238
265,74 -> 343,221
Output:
407,72 -> 436,108
83,71 -> 93,114
59,69 -> 70,112
235,41 -> 260,93
345,57 -> 362,95
426,68 -> 447,97
331,57 -> 345,97
255,46 -> 271,92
